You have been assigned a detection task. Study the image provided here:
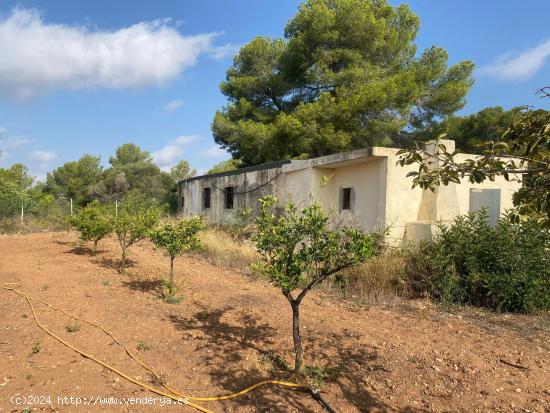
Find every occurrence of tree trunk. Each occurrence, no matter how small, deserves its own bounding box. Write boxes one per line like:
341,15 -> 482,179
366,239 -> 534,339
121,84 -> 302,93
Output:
92,240 -> 98,256
120,248 -> 126,273
291,300 -> 304,374
169,256 -> 175,295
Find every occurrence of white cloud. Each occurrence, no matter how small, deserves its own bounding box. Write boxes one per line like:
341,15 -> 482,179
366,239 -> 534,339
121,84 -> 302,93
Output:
0,8 -> 222,99
200,145 -> 227,159
480,39 -> 550,81
208,43 -> 241,60
29,149 -> 57,163
164,99 -> 183,112
2,136 -> 32,149
152,135 -> 198,170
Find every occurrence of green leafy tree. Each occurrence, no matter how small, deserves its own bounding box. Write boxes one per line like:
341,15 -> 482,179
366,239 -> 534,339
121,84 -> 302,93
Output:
45,155 -> 103,206
164,160 -> 197,212
213,0 -> 473,165
113,197 -> 161,272
253,195 -> 377,374
398,105 -> 550,225
149,217 -> 206,296
0,164 -> 38,218
170,160 -> 197,181
68,201 -> 112,255
207,159 -> 241,174
440,106 -> 522,153
104,143 -> 172,202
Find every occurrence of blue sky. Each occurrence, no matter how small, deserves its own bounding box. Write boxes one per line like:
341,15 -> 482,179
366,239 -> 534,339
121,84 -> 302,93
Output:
0,1 -> 549,180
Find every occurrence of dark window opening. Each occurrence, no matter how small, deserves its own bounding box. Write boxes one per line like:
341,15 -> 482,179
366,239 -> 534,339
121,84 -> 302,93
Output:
180,195 -> 185,209
342,187 -> 352,210
203,187 -> 211,209
225,186 -> 234,209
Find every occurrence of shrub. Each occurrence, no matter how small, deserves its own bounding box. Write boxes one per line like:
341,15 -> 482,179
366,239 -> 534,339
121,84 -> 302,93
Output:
404,211 -> 550,313
68,200 -> 112,255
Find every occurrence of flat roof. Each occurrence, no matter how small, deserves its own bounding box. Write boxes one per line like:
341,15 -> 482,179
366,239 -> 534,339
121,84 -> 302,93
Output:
180,159 -> 291,183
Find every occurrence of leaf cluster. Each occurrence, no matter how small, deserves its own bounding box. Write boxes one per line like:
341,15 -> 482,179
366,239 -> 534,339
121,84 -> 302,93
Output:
253,195 -> 377,300
149,217 -> 206,258
68,200 -> 112,247
113,197 -> 162,249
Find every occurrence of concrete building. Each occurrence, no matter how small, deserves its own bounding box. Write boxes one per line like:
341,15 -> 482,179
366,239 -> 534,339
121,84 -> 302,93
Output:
178,140 -> 521,243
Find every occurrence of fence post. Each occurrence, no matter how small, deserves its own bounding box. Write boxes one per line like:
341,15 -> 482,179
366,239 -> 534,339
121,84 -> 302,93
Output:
115,200 -> 118,217
70,198 -> 73,216
20,203 -> 24,223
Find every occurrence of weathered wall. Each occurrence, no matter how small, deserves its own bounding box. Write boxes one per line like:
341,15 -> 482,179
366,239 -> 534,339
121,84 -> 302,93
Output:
179,142 -> 523,242
178,166 -> 284,225
380,143 -> 523,242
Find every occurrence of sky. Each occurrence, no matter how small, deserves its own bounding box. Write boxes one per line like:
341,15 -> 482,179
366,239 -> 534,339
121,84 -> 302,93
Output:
0,0 -> 548,181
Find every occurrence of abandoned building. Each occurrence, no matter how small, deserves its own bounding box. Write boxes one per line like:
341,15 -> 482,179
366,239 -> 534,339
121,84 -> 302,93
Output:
178,139 -> 521,243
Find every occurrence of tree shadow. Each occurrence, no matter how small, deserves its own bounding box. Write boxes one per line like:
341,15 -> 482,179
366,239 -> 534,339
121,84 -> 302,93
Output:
93,256 -> 136,273
168,306 -> 317,411
122,277 -> 164,299
167,306 -> 427,412
65,245 -> 104,257
169,306 -> 277,361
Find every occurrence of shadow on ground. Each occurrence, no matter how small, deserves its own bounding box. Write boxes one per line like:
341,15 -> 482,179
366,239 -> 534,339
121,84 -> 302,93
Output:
168,306 -> 428,413
122,277 -> 164,299
93,256 -> 136,273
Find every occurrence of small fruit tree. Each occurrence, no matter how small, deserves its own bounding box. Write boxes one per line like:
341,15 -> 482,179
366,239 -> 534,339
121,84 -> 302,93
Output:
112,199 -> 161,273
68,200 -> 112,255
253,195 -> 377,374
149,217 -> 205,296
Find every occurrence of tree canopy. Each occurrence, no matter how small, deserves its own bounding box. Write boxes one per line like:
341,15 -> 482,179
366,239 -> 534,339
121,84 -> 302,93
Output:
207,159 -> 241,174
45,155 -> 103,205
441,106 -> 522,153
212,0 -> 474,166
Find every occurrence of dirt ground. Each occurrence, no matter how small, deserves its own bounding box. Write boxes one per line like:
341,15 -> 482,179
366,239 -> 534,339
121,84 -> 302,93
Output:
0,232 -> 548,413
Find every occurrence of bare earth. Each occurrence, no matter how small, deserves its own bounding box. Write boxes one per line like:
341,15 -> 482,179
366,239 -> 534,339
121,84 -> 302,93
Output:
0,232 -> 548,413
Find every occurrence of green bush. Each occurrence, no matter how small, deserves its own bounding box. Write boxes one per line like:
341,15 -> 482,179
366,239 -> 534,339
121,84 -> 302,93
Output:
404,211 -> 550,313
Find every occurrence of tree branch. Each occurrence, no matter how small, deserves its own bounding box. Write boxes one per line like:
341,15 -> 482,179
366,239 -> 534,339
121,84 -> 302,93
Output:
295,262 -> 353,304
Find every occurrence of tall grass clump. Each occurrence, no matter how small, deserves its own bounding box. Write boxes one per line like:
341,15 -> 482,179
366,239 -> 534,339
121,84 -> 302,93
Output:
199,228 -> 258,273
403,210 -> 550,313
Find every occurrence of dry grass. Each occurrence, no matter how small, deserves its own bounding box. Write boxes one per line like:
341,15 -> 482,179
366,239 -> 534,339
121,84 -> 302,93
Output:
323,250 -> 406,306
198,228 -> 259,274
198,226 -> 405,305
0,216 -> 67,234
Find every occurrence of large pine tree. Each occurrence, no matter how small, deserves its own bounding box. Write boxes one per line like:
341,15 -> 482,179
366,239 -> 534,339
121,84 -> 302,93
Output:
212,0 -> 474,166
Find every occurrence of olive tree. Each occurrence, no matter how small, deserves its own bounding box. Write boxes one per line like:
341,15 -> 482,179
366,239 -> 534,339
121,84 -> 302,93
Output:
253,196 -> 377,374
112,200 -> 160,272
149,217 -> 205,296
68,200 -> 112,255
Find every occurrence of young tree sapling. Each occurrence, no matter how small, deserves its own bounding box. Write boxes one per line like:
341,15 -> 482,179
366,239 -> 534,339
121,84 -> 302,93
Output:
253,195 -> 377,374
112,199 -> 160,272
149,217 -> 205,297
68,200 -> 112,255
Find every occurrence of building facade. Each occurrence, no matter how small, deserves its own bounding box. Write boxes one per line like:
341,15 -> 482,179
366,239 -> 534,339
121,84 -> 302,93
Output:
178,140 -> 521,243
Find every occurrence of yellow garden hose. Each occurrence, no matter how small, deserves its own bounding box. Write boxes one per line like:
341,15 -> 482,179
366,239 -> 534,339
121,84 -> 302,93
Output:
2,283 -> 309,412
